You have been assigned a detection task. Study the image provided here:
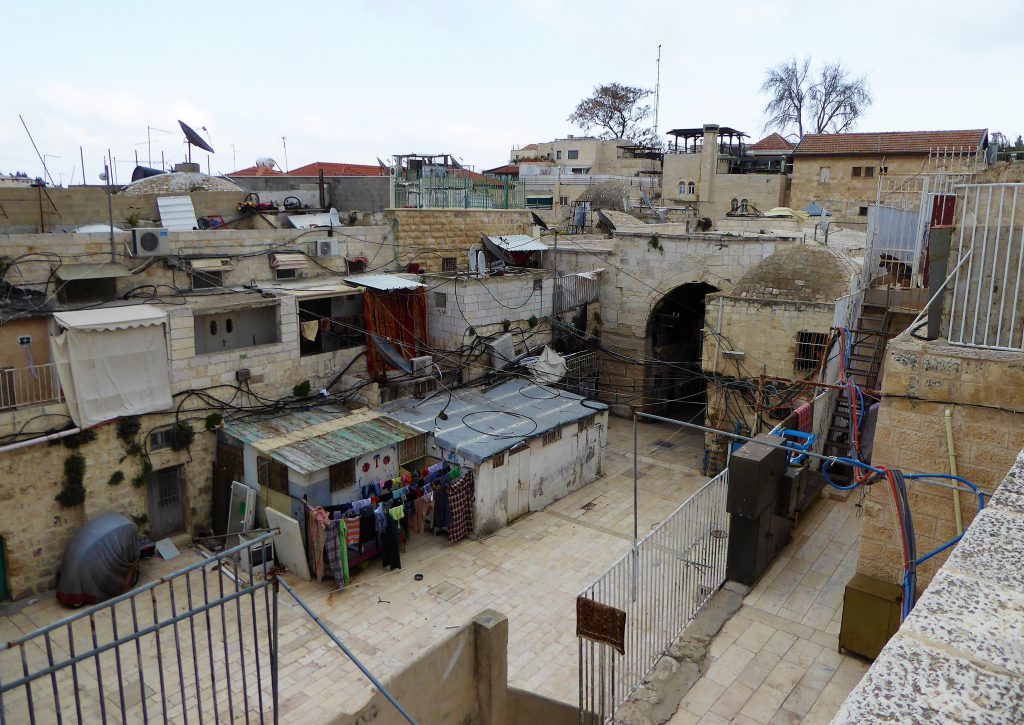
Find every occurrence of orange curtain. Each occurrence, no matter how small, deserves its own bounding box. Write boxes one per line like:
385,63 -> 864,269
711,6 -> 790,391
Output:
363,288 -> 428,379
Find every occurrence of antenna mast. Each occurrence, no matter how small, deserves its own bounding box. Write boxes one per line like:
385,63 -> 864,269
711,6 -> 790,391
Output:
653,45 -> 662,144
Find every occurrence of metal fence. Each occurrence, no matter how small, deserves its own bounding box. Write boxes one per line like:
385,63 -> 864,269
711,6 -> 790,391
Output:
577,470 -> 729,723
0,533 -> 413,725
393,176 -> 526,209
948,182 -> 1024,350
0,363 -> 63,409
554,272 -> 601,313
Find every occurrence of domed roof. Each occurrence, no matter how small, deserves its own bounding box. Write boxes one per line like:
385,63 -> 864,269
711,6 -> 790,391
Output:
733,244 -> 860,302
120,172 -> 243,196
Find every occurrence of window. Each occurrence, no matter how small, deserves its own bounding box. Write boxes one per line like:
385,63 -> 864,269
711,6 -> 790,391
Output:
329,459 -> 355,492
275,268 -> 296,280
687,181 -> 696,195
149,425 -> 175,451
441,257 -> 457,272
819,167 -> 831,183
559,196 -> 568,206
194,305 -> 279,355
435,292 -> 447,308
864,166 -> 875,178
398,433 -> 427,464
852,166 -> 862,177
190,270 -> 222,290
859,206 -> 869,217
492,452 -> 505,468
533,278 -> 543,291
578,414 -> 596,433
542,427 -> 562,446
795,331 -> 828,372
567,150 -> 579,160
880,166 -> 888,175
731,198 -> 739,211
297,294 -> 364,356
556,150 -> 562,159
258,455 -> 289,494
346,257 -> 367,274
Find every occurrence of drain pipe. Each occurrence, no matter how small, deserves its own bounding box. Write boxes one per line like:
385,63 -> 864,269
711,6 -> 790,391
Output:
0,426 -> 83,454
944,408 -> 963,534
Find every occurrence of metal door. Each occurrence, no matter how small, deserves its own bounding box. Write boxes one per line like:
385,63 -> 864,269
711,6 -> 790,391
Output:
148,466 -> 185,538
506,446 -> 530,522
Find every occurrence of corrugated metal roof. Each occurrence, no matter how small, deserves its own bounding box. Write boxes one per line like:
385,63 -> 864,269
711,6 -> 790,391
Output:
343,273 -> 425,291
383,380 -> 607,465
157,195 -> 199,231
484,234 -> 549,252
222,406 -> 422,474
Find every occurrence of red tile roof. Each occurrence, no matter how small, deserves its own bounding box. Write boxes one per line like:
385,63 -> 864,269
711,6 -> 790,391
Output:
484,164 -> 519,176
519,143 -> 539,151
286,162 -> 387,176
794,129 -> 987,156
229,165 -> 284,176
749,133 -> 795,152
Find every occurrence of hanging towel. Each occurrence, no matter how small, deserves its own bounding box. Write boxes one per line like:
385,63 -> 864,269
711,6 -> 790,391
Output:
795,402 -> 813,434
324,520 -> 349,587
343,516 -> 361,546
300,320 -> 320,341
413,496 -> 429,534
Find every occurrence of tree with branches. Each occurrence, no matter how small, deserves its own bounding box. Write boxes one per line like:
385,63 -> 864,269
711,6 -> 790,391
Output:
761,58 -> 872,139
568,83 -> 656,144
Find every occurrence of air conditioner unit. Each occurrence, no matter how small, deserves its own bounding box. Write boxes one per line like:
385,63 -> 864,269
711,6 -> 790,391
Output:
410,355 -> 433,375
132,228 -> 171,257
316,239 -> 344,257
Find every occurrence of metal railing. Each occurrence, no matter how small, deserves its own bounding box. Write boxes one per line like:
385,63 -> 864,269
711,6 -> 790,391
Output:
948,183 -> 1024,350
554,272 -> 601,313
577,469 -> 729,723
0,363 -> 63,409
0,532 -> 413,725
393,176 -> 525,209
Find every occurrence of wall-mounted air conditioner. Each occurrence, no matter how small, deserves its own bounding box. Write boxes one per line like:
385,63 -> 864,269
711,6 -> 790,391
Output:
316,239 -> 344,257
132,228 -> 171,257
410,355 -> 433,375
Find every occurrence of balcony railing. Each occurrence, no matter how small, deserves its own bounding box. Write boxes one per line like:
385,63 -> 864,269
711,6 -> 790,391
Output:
0,362 -> 63,409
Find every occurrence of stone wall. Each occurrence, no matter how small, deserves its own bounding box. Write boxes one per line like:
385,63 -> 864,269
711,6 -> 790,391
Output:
790,155 -> 927,224
856,334 -> 1024,589
229,175 -> 391,213
387,208 -> 533,273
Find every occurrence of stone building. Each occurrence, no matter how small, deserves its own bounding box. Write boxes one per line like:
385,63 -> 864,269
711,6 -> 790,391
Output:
789,128 -> 989,225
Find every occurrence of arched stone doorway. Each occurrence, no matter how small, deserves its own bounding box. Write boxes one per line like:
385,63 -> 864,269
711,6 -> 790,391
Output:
645,282 -> 719,415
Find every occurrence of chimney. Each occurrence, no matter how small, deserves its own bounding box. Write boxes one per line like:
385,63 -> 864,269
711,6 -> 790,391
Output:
700,124 -> 721,204
174,162 -> 200,173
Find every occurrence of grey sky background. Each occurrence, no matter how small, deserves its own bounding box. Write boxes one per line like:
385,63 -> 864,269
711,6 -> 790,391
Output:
3,0 -> 1021,183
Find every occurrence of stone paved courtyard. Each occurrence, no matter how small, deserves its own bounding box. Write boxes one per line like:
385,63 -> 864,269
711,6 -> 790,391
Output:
0,415 -> 713,722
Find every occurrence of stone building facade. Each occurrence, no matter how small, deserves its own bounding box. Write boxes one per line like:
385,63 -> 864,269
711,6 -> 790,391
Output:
387,208 -> 534,273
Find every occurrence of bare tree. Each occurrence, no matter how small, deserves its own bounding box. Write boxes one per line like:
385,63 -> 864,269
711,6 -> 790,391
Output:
568,83 -> 654,142
761,58 -> 871,139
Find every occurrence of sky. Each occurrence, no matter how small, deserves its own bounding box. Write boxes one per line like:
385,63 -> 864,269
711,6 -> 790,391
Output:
3,0 -> 1022,184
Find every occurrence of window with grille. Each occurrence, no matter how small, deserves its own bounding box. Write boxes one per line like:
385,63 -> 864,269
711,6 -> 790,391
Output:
398,434 -> 426,464
258,455 -> 289,494
435,292 -> 447,308
329,459 -> 355,492
542,427 -> 562,446
852,166 -> 862,177
441,257 -> 457,272
578,414 -> 596,433
795,331 -> 828,371
492,452 -> 505,468
191,270 -> 223,290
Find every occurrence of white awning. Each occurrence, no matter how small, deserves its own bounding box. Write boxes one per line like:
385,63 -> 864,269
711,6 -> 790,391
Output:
343,273 -> 425,291
187,257 -> 233,272
483,234 -> 549,252
259,279 -> 361,299
55,263 -> 132,281
270,253 -> 308,270
53,305 -> 168,332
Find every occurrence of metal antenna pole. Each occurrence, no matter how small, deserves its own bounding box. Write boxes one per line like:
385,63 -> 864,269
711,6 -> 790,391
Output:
653,45 -> 662,141
19,114 -> 56,186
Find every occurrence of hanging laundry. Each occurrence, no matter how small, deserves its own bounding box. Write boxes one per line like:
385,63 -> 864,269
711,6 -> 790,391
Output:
300,320 -> 320,341
324,519 -> 349,587
433,484 -> 451,533
382,515 -> 401,571
447,471 -> 475,544
795,402 -> 813,434
413,495 -> 429,534
308,506 -> 329,581
343,516 -> 361,546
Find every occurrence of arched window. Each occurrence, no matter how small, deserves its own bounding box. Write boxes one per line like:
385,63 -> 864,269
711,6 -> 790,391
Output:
687,181 -> 696,195
741,198 -> 749,213
731,198 -> 739,211
678,181 -> 687,195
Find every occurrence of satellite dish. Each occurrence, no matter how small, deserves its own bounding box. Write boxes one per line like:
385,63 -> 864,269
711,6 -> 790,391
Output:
477,250 -> 487,275
328,207 -> 341,227
468,246 -> 477,273
255,157 -> 278,169
178,120 -> 214,162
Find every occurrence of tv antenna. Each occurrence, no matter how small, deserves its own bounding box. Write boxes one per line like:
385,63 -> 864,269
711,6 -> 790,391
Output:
653,44 -> 662,143
18,114 -> 56,186
178,120 -> 214,163
147,126 -> 172,166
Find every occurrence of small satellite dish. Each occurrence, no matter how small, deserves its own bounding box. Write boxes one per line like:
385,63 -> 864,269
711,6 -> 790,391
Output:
98,171 -> 108,181
255,157 -> 278,169
328,207 -> 341,227
468,246 -> 477,273
178,120 -> 214,162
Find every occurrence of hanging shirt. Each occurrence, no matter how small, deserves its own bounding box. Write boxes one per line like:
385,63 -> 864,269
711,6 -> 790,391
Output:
447,472 -> 475,544
343,516 -> 361,546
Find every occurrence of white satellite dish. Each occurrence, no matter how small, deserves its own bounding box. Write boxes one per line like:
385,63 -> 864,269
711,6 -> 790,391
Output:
468,246 -> 477,273
329,207 -> 341,227
477,249 -> 487,275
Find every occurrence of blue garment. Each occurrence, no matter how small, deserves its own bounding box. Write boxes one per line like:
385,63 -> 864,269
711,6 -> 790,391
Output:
374,504 -> 387,535
360,482 -> 379,499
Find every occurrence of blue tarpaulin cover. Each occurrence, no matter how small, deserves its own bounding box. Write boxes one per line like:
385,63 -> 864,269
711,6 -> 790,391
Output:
57,512 -> 140,607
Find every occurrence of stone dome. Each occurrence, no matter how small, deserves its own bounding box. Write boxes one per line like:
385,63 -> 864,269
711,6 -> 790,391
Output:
120,172 -> 243,196
733,243 -> 861,302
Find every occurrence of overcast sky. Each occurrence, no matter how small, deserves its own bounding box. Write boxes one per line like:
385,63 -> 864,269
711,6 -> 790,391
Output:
3,0 -> 1021,183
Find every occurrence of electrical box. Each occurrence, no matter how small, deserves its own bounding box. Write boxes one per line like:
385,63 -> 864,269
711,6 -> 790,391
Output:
839,573 -> 903,660
779,466 -> 806,518
726,508 -> 792,585
727,433 -> 788,518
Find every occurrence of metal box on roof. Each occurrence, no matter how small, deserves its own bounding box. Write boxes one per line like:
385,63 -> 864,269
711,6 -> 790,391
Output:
727,433 -> 787,518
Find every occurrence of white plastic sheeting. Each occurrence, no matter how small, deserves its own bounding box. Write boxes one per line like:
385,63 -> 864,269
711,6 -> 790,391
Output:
526,346 -> 567,384
51,305 -> 173,427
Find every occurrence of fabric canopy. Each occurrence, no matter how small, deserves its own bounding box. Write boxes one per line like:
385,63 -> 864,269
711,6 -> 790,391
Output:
270,253 -> 308,270
51,305 -> 173,426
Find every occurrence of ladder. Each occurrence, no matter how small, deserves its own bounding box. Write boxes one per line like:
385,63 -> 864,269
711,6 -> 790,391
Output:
821,303 -> 892,480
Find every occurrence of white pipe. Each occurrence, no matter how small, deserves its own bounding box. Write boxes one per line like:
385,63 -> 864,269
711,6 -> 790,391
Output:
944,408 -> 963,534
0,426 -> 82,454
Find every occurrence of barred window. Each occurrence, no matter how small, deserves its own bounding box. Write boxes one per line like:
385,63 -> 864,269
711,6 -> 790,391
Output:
578,415 -> 596,433
258,456 -> 289,494
441,257 -> 457,272
542,427 -> 563,446
795,331 -> 828,372
330,459 -> 355,492
492,452 -> 505,468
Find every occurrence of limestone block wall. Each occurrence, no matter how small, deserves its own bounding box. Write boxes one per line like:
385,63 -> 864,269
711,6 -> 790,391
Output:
790,154 -> 928,223
387,208 -> 533,273
856,334 -> 1024,589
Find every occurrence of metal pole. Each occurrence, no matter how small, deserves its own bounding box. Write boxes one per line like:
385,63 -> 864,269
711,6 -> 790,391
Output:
632,411 -> 639,603
80,146 -> 86,187
105,163 -> 115,262
271,576 -> 280,725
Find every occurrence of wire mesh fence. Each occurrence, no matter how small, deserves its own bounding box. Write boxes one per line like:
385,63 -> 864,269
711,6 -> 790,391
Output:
577,470 -> 729,723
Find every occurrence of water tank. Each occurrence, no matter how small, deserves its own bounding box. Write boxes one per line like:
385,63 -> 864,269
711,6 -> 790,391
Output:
131,166 -> 166,182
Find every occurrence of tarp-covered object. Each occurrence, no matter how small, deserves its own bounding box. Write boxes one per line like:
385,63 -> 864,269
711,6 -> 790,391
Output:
57,513 -> 140,607
51,305 -> 173,426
